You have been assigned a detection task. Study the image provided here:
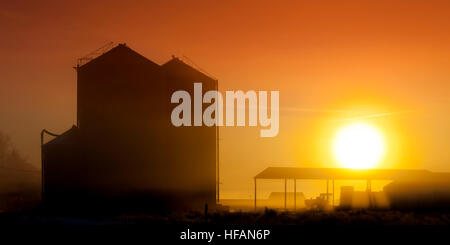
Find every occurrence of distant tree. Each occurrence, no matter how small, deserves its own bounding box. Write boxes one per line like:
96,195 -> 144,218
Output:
0,131 -> 33,170
0,132 -> 11,166
0,131 -> 40,211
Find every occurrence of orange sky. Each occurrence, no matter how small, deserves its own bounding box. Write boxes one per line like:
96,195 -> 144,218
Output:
1,0 -> 450,198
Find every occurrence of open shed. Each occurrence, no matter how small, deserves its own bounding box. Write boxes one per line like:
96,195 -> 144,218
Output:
253,167 -> 445,210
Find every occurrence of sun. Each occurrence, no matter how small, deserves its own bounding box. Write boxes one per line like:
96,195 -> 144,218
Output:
333,123 -> 384,169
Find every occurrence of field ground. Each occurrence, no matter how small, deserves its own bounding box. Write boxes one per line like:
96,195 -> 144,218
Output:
1,207 -> 450,243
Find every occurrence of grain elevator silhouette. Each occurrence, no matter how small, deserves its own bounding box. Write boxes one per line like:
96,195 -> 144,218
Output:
41,44 -> 218,211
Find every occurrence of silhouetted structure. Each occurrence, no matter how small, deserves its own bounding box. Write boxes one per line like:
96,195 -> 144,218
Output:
384,180 -> 450,210
339,186 -> 389,209
340,186 -> 354,209
267,192 -> 306,209
42,44 -> 218,211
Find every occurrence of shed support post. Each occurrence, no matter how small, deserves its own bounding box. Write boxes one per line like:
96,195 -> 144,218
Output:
367,179 -> 372,208
332,179 -> 335,207
254,178 -> 257,210
294,178 -> 296,211
326,179 -> 329,204
284,178 -> 287,210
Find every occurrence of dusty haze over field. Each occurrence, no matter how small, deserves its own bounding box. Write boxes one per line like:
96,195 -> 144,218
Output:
1,0 -> 450,199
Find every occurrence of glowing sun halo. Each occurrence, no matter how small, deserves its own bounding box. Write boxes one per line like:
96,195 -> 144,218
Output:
333,123 -> 384,169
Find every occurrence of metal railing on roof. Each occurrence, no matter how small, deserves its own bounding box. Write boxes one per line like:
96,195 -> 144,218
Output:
76,41 -> 116,67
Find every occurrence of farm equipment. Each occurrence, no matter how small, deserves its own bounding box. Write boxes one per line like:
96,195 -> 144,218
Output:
305,193 -> 332,210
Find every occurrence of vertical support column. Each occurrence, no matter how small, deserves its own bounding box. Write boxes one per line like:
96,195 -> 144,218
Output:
294,178 -> 297,211
332,179 -> 335,207
284,178 -> 287,210
254,178 -> 257,210
40,130 -> 44,203
216,82 -> 220,204
326,179 -> 329,204
367,179 -> 372,208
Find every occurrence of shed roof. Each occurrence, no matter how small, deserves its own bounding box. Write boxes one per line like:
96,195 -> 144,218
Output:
254,167 -> 450,181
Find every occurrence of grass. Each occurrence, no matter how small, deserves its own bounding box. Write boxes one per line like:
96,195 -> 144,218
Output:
112,208 -> 450,226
